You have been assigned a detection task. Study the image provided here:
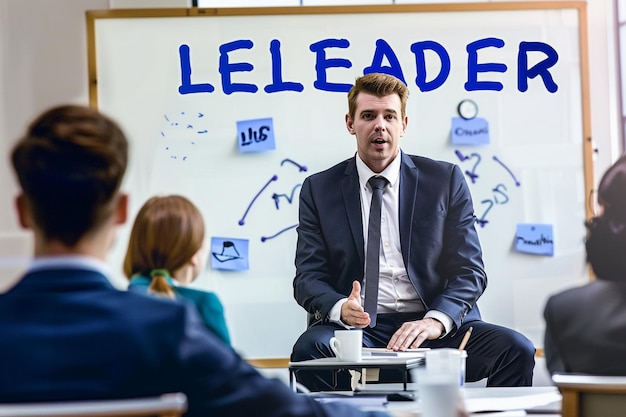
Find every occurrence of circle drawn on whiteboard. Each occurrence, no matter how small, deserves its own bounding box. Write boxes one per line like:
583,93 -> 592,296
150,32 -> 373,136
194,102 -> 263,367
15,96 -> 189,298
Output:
457,99 -> 478,120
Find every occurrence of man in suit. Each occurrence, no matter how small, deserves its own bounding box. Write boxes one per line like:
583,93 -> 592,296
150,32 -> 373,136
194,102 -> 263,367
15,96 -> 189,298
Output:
544,155 -> 626,376
291,73 -> 535,391
1,104 -> 392,417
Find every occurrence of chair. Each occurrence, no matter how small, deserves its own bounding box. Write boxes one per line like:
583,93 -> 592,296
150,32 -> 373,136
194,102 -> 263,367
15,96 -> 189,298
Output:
553,373 -> 626,417
0,393 -> 187,417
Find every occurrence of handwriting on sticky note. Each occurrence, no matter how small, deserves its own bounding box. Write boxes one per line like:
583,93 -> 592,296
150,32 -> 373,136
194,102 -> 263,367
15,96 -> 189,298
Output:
451,117 -> 490,146
237,117 -> 276,153
515,224 -> 554,256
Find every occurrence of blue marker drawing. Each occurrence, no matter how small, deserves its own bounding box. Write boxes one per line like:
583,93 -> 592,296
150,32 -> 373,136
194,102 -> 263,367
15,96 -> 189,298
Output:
476,199 -> 493,228
493,156 -> 521,186
476,183 -> 511,228
261,224 -> 298,242
272,184 -> 302,209
237,158 -> 310,243
492,183 -> 509,204
238,175 -> 279,226
281,158 -> 308,172
161,110 -> 208,161
455,150 -> 481,183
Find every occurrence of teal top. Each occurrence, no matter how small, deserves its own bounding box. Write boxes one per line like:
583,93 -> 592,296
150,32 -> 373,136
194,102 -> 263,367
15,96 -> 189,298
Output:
128,275 -> 231,346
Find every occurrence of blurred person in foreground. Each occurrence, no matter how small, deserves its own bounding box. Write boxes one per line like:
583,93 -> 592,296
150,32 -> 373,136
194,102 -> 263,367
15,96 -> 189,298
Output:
544,154 -> 626,375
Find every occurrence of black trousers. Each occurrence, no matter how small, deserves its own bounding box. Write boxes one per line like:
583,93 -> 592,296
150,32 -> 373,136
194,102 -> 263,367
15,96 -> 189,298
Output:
290,312 -> 535,391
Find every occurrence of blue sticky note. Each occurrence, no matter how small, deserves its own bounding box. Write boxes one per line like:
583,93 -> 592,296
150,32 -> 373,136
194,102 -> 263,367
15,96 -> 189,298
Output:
210,237 -> 249,271
237,117 -> 276,153
451,117 -> 490,145
514,224 -> 554,256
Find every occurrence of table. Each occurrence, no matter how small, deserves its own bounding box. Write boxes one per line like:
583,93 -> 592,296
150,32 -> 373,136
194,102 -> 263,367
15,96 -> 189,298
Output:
288,356 -> 425,392
309,386 -> 562,416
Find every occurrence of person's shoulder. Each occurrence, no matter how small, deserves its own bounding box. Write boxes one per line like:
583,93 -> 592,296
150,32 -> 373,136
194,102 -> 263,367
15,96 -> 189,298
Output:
404,153 -> 456,171
305,157 -> 354,183
175,286 -> 222,305
546,282 -> 598,308
111,286 -> 193,323
127,275 -> 150,292
403,153 -> 460,182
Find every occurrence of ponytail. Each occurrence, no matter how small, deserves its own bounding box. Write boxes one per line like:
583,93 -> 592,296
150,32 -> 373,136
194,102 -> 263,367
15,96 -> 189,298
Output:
148,269 -> 176,299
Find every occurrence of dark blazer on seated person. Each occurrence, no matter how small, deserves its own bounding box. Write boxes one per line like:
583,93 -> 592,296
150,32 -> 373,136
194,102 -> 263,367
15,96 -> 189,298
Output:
294,152 -> 485,328
0,261 -> 389,417
544,154 -> 626,376
544,279 -> 626,375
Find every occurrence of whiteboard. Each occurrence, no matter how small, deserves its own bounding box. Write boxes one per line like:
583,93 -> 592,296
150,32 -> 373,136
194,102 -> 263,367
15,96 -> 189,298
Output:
87,2 -> 592,358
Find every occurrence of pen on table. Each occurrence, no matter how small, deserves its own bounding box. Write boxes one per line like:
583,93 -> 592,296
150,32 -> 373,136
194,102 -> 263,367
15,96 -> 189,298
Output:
458,326 -> 473,350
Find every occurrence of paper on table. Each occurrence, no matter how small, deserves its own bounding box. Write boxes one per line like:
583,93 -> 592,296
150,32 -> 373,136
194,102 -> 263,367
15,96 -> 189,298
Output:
463,388 -> 562,413
309,392 -> 388,408
363,347 -> 429,357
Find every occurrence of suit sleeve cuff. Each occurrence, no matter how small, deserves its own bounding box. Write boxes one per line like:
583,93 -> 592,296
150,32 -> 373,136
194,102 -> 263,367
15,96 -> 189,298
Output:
425,310 -> 453,338
329,298 -> 352,329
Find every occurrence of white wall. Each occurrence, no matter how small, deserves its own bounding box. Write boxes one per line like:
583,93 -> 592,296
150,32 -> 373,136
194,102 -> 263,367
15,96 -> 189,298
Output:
0,0 -> 109,291
0,0 -> 621,364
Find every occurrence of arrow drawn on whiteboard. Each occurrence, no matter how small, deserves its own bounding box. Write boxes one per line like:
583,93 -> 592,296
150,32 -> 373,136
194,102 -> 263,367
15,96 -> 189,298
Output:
261,224 -> 298,242
281,158 -> 308,172
238,175 -> 279,226
492,156 -> 521,186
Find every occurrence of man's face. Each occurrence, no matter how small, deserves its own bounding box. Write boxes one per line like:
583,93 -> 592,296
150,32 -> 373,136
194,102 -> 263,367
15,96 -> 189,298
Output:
345,92 -> 407,173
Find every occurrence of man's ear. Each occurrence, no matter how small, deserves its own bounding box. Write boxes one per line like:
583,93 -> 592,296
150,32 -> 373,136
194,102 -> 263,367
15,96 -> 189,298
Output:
114,193 -> 128,225
15,194 -> 32,229
345,113 -> 355,135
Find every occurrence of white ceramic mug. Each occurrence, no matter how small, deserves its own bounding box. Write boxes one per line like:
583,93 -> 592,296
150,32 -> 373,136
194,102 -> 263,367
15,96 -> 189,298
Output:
329,329 -> 362,361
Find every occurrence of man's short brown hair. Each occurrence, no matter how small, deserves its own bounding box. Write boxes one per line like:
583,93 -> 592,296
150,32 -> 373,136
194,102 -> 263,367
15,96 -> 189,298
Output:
347,73 -> 409,120
11,105 -> 128,246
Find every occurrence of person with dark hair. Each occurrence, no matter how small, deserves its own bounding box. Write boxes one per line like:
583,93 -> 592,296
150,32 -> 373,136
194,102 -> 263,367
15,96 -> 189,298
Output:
1,103 -> 393,417
291,72 -> 536,391
124,195 -> 231,345
544,154 -> 626,375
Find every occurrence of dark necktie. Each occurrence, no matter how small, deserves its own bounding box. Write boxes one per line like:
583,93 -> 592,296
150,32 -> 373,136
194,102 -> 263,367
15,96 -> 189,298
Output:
364,176 -> 388,328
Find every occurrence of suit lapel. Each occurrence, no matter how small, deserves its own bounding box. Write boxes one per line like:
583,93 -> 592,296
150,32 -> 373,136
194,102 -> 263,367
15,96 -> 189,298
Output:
342,158 -> 365,266
399,152 -> 418,267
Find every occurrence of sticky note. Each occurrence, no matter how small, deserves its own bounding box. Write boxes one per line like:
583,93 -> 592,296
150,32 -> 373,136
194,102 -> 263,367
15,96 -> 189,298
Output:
451,117 -> 490,146
210,237 -> 249,271
514,224 -> 554,256
237,117 -> 276,153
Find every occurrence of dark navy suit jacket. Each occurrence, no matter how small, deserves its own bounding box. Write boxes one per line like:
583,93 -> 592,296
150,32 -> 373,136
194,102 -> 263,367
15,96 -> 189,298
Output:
0,267 -> 389,417
544,279 -> 626,376
294,152 -> 487,333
